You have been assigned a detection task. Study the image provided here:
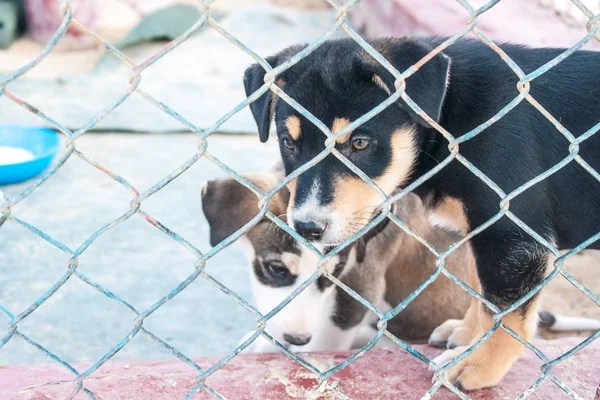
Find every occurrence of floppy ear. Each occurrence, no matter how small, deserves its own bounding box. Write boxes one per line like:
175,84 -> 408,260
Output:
243,56 -> 280,143
243,45 -> 306,142
355,239 -> 367,263
201,173 -> 290,247
355,39 -> 451,127
354,216 -> 392,263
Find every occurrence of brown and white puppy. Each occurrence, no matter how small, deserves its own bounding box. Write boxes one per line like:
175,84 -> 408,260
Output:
201,172 -> 598,353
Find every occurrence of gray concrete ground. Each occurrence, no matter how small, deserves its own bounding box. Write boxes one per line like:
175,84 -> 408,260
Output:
0,133 -> 279,365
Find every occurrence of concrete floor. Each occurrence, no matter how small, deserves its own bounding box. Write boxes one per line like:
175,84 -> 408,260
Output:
0,133 -> 279,365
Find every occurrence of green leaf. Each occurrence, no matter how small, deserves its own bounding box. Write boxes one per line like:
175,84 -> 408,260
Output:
115,4 -> 203,49
0,3 -> 18,50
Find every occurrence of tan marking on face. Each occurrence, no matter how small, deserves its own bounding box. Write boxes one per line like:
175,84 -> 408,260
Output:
372,75 -> 391,95
328,127 -> 417,237
432,197 -> 470,234
332,176 -> 379,234
285,177 -> 300,227
285,116 -> 301,141
373,128 -> 417,192
331,117 -> 352,144
286,177 -> 297,210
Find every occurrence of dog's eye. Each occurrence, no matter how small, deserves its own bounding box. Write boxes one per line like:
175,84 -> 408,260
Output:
282,138 -> 295,150
265,262 -> 290,278
351,138 -> 369,151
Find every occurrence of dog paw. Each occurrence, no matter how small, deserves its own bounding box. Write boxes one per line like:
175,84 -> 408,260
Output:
446,325 -> 474,349
429,346 -> 467,374
429,319 -> 463,348
430,347 -> 509,391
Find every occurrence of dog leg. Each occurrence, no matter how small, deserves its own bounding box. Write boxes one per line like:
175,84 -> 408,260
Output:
432,232 -> 548,390
429,298 -> 480,349
429,318 -> 463,348
430,253 -> 481,349
434,297 -> 540,390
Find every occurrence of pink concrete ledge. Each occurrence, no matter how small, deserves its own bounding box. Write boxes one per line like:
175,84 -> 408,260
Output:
2,338 -> 599,399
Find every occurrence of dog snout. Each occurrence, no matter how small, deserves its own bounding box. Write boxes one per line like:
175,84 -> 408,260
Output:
294,220 -> 326,241
283,333 -> 312,346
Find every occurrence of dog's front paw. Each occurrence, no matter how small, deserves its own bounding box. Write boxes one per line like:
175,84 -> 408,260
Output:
430,345 -> 512,391
430,318 -> 476,349
429,319 -> 463,348
431,347 -> 466,368
446,325 -> 475,349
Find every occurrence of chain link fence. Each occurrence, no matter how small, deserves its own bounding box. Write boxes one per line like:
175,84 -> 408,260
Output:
540,0 -> 600,26
1,0 -> 599,398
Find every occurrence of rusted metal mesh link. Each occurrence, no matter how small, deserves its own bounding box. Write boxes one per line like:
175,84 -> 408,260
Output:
1,0 -> 599,398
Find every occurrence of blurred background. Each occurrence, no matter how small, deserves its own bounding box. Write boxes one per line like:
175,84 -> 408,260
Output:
0,0 -> 599,366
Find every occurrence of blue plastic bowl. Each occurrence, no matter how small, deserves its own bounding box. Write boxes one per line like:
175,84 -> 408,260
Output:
0,126 -> 61,186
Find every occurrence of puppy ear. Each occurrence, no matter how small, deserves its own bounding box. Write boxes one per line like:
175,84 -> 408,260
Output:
243,56 -> 280,143
201,173 -> 290,247
355,38 -> 451,127
243,45 -> 306,142
355,238 -> 367,263
354,220 -> 385,263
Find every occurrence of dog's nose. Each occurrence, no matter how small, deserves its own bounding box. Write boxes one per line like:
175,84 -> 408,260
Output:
294,221 -> 325,241
283,333 -> 312,346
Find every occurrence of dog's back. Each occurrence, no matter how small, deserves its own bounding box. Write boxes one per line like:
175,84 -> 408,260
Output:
423,38 -> 600,249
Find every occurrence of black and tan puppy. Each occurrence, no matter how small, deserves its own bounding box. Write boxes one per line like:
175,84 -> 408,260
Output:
242,38 -> 600,390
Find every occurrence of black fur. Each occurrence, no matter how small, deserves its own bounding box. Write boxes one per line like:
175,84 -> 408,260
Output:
537,311 -> 556,329
331,286 -> 369,330
244,37 -> 600,316
244,45 -> 307,142
253,258 -> 298,288
316,261 -> 345,291
316,245 -> 352,291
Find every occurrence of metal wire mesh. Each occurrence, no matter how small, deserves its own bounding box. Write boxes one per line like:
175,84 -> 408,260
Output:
1,0 -> 599,398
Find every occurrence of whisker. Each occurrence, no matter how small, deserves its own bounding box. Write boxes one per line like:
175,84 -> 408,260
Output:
418,149 -> 441,165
